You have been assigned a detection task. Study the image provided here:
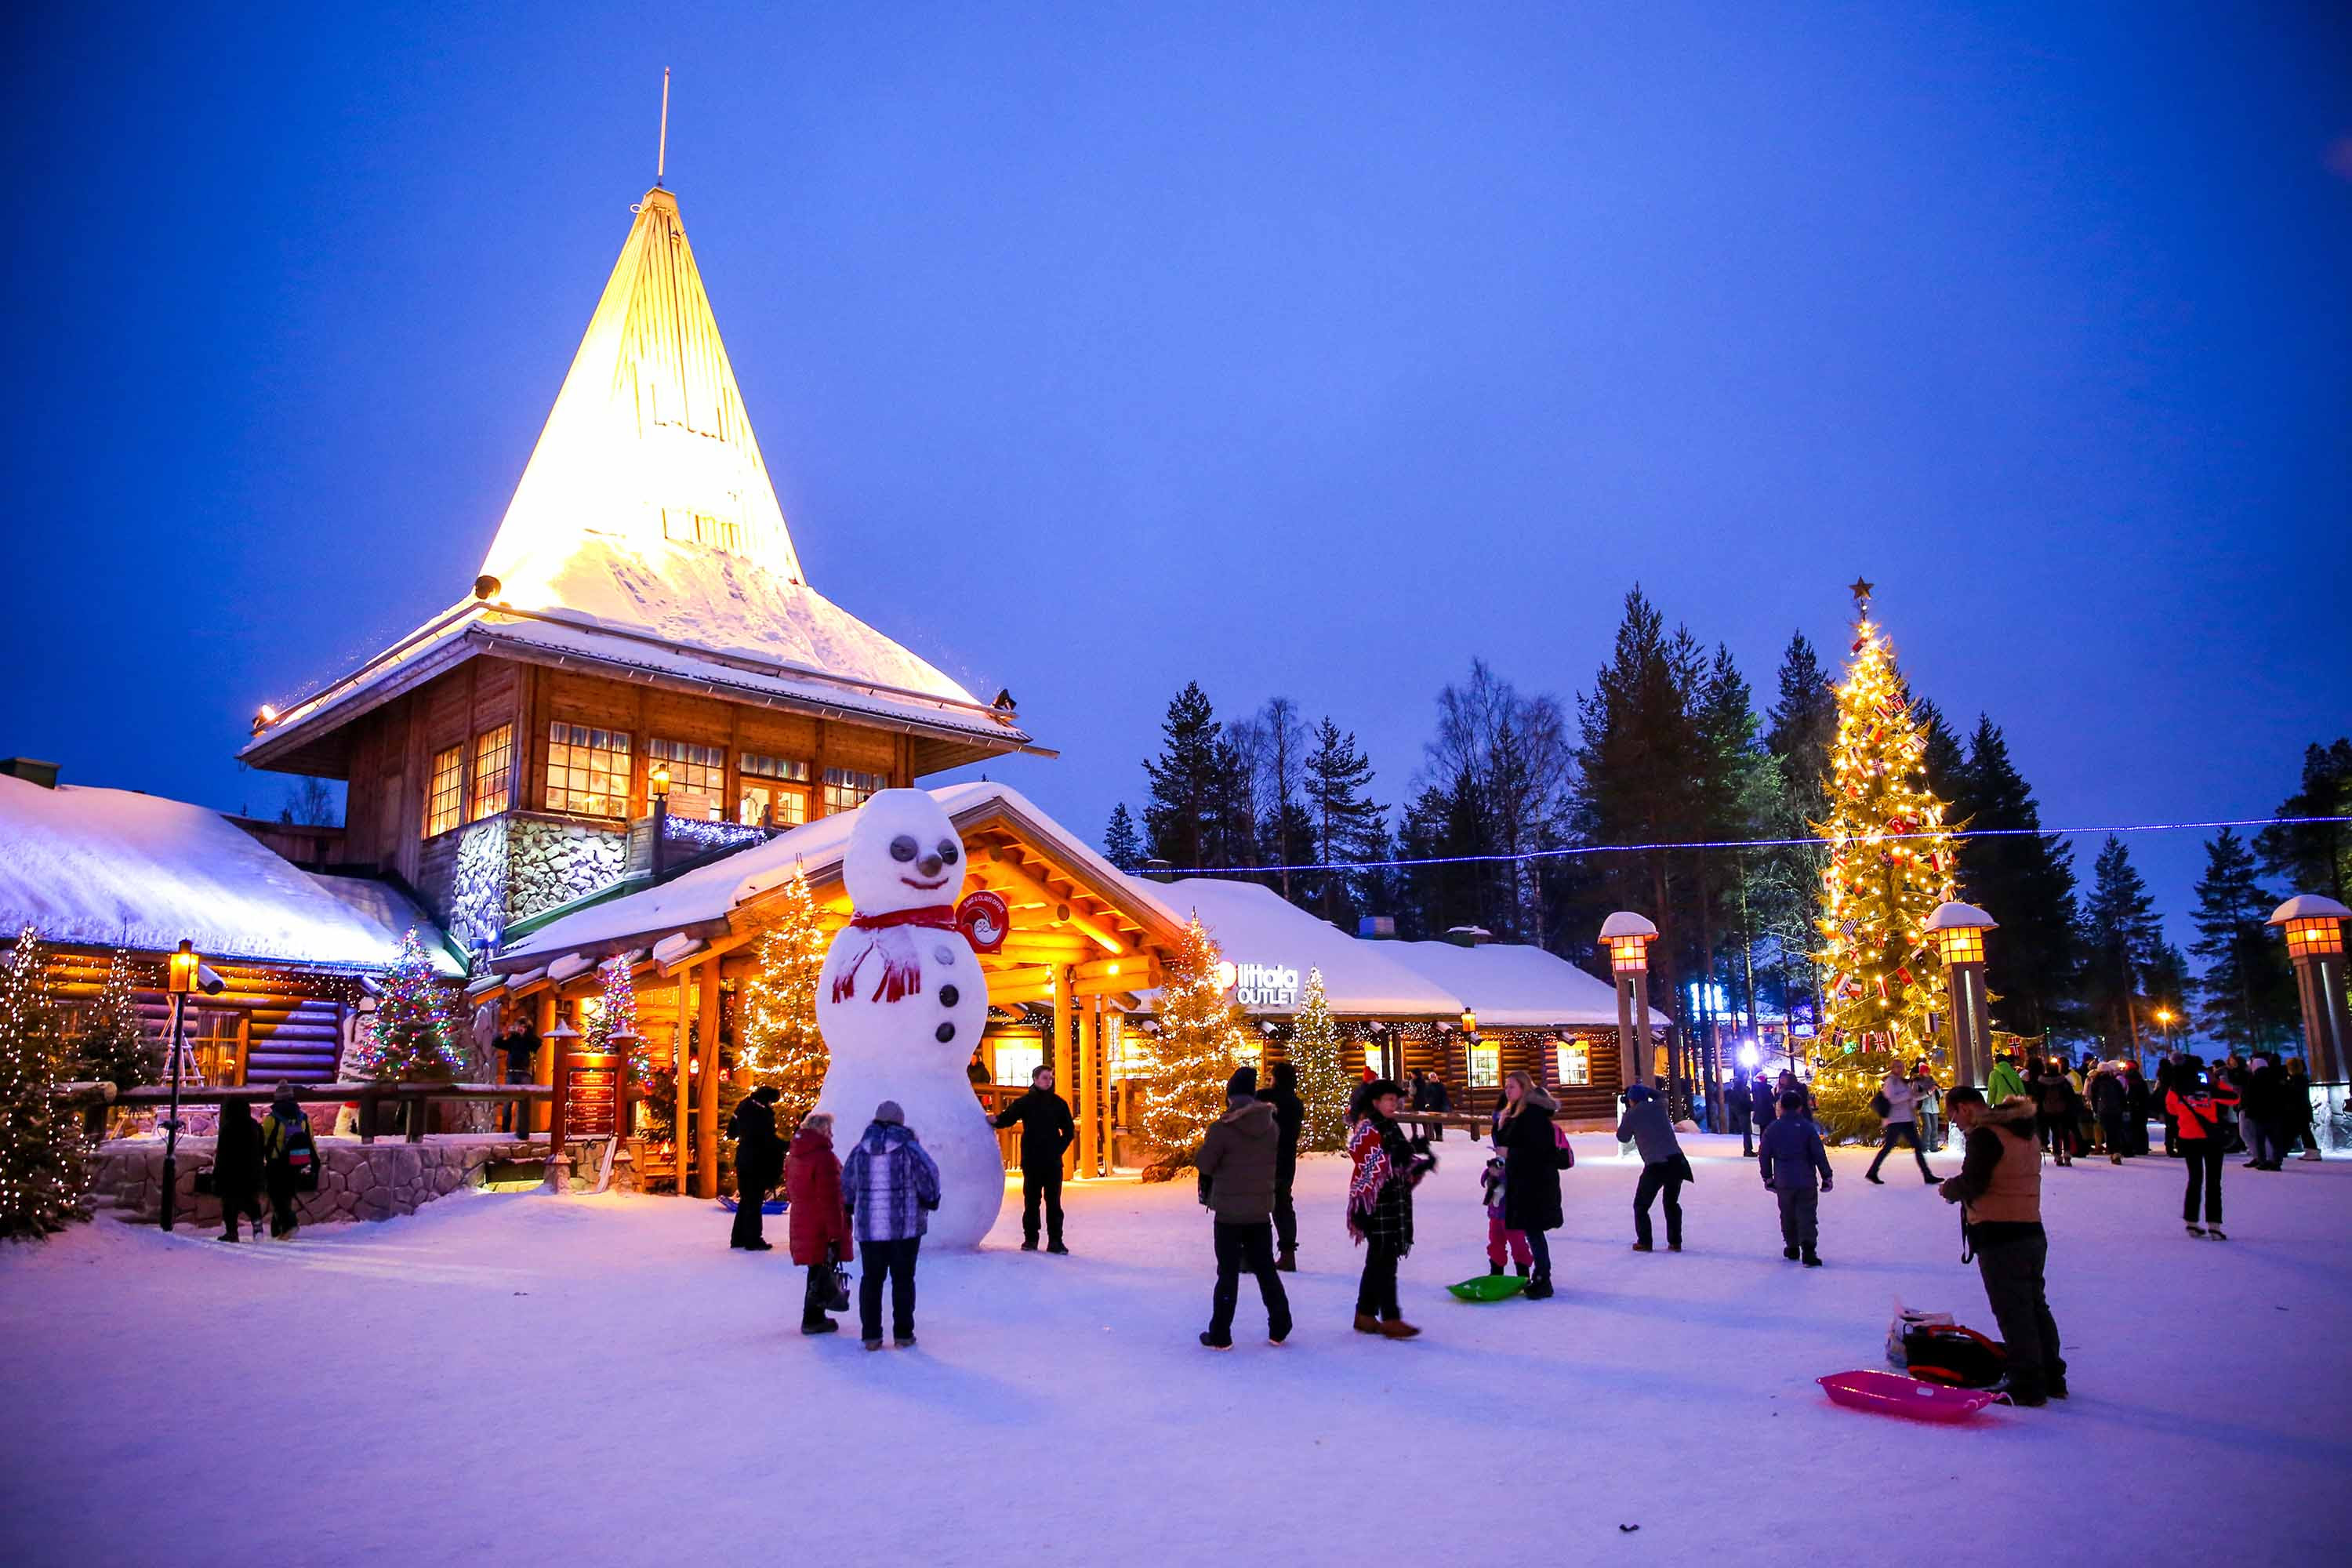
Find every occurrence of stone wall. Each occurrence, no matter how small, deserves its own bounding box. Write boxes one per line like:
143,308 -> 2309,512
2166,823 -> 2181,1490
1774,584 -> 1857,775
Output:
446,815 -> 511,952
87,1134 -> 619,1228
507,815 -> 627,925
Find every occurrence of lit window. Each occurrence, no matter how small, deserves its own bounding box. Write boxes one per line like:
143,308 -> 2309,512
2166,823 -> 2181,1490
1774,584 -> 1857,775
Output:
1362,1042 -> 1384,1076
545,723 -> 631,816
823,767 -> 886,814
1468,1043 -> 1500,1088
739,753 -> 811,827
993,1037 -> 1044,1087
425,745 -> 464,837
470,724 -> 513,818
648,739 -> 725,818
1555,1039 -> 1591,1087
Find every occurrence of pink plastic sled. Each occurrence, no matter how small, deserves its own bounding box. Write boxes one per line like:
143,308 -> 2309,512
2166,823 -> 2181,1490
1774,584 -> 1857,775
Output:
1818,1370 -> 2000,1422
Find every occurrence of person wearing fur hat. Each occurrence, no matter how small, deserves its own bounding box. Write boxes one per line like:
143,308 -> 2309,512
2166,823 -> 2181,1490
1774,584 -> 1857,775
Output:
1194,1068 -> 1292,1348
1493,1071 -> 1566,1297
1939,1087 -> 2067,1406
1260,1061 -> 1306,1271
839,1101 -> 942,1351
993,1063 -> 1076,1253
1347,1079 -> 1435,1337
1757,1087 -> 1831,1265
1616,1083 -> 1693,1253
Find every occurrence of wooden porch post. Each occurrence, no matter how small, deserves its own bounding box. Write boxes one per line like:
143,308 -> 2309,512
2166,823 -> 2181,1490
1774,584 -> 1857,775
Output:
695,960 -> 723,1200
533,992 -> 557,1134
1076,993 -> 1100,1179
1051,964 -> 1074,1179
670,975 -> 691,1194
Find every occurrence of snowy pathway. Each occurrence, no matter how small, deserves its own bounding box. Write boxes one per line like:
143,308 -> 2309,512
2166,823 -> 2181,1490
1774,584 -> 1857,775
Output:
5,1134 -> 2346,1566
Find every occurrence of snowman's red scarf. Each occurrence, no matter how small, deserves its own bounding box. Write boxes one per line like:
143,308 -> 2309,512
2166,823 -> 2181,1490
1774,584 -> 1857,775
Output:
831,905 -> 962,1004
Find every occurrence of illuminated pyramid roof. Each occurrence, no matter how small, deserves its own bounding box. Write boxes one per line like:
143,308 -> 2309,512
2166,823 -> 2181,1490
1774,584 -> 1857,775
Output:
245,184 -> 1028,778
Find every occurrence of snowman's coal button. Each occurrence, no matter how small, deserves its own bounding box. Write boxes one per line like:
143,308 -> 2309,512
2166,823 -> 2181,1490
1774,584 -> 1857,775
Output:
934,946 -> 955,966
938,985 -> 960,1008
935,1022 -> 956,1044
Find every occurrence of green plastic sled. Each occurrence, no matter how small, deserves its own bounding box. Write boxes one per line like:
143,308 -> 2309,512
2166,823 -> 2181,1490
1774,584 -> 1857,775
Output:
1447,1272 -> 1530,1302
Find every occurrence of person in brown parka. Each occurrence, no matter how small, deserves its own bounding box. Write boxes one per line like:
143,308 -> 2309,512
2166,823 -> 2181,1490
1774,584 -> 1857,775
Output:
785,1112 -> 855,1336
1194,1068 -> 1292,1349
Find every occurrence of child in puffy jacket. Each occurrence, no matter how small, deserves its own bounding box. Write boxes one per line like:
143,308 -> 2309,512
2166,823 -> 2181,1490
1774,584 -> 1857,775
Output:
1758,1089 -> 1833,1267
1479,1149 -> 1532,1278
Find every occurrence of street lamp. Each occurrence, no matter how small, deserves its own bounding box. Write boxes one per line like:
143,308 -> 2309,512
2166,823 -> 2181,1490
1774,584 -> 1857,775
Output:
160,940 -> 198,1232
2268,895 -> 2350,1087
2154,1007 -> 2176,1052
1925,901 -> 1998,1089
1600,912 -> 1657,1092
648,764 -> 672,880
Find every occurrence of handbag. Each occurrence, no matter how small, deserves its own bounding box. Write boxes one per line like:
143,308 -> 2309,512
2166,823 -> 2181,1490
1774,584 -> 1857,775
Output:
826,1246 -> 852,1312
193,1170 -> 216,1196
1553,1123 -> 1576,1171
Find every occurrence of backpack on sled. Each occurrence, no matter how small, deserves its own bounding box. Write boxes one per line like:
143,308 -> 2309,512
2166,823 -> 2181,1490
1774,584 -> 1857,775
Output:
1900,1323 -> 2007,1389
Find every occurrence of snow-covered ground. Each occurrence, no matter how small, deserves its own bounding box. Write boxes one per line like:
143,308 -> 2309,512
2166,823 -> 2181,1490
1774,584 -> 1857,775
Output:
5,1134 -> 2345,1567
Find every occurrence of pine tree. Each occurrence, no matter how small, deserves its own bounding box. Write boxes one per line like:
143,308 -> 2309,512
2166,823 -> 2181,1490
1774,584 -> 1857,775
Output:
0,929 -> 87,1238
2188,829 -> 2294,1053
1955,715 -> 2080,1036
1305,717 -> 1384,925
1765,630 -> 1838,823
586,957 -> 650,1087
735,869 -> 831,1128
1103,804 -> 1142,872
1911,698 -> 1971,809
1288,966 -> 1352,1151
2256,739 -> 2352,908
74,949 -> 157,1091
1142,682 -> 1222,872
1139,914 -> 1249,1163
1814,600 -> 1959,1059
1761,630 -> 1839,1029
1255,697 -> 1313,899
352,929 -> 464,1080
2080,837 -> 2162,1054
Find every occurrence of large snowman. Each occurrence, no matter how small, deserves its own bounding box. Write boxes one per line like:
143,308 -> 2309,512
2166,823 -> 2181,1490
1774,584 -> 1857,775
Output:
812,789 -> 1004,1249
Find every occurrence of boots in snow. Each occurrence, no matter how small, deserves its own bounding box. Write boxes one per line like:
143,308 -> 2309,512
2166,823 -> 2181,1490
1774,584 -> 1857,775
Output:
1488,1261 -> 1504,1276
1783,1244 -> 1800,1260
1376,1319 -> 1421,1339
1354,1312 -> 1385,1335
1523,1272 -> 1555,1300
1513,1261 -> 1530,1277
1801,1248 -> 1823,1268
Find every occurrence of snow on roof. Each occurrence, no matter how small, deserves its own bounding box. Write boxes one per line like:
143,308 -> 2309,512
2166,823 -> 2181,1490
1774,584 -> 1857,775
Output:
1136,878 -> 1465,1018
0,776 -> 458,973
1384,938 -> 1671,1029
499,782 -> 1182,964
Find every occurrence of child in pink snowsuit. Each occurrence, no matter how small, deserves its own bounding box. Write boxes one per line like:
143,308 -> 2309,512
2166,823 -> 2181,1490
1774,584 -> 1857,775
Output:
1482,1114 -> 1532,1276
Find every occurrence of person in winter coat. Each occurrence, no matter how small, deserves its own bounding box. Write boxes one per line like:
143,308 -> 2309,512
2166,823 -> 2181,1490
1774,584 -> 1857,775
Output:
1616,1083 -> 1693,1252
1347,1080 -> 1435,1338
1986,1051 -> 2031,1108
2090,1062 -> 2131,1164
1864,1066 -> 1940,1184
1412,1069 -> 1451,1138
2166,1059 -> 2238,1239
2281,1058 -> 2322,1160
1757,1089 -> 1832,1266
1910,1064 -> 1944,1152
1195,1069 -> 1292,1348
2240,1055 -> 2286,1170
2154,1052 -> 2187,1156
212,1098 -> 265,1243
2033,1061 -> 2079,1167
728,1085 -> 783,1250
1493,1071 -> 1566,1298
993,1065 -> 1076,1253
1260,1060 -> 1306,1270
839,1102 -> 942,1349
1773,1069 -> 1817,1127
1938,1087 -> 2067,1406
260,1083 -> 314,1240
784,1112 -> 855,1335
2122,1062 -> 2153,1156
1749,1073 -> 1778,1139
1726,1074 -> 1755,1156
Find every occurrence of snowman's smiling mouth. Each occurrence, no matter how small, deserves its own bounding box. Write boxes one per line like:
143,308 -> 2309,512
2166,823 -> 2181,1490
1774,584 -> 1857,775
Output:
900,874 -> 949,891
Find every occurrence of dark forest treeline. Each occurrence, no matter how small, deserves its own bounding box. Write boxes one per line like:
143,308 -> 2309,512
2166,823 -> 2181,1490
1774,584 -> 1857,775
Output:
1107,586 -> 2340,1059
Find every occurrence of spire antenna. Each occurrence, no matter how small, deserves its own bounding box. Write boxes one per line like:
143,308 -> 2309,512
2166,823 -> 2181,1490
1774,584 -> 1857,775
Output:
656,67 -> 670,186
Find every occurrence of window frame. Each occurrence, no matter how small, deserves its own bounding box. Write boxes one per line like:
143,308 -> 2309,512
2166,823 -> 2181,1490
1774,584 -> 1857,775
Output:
1555,1038 -> 1592,1087
544,721 -> 633,818
469,724 -> 514,819
822,766 -> 887,815
648,737 -> 727,820
425,743 -> 466,838
1468,1042 -> 1501,1089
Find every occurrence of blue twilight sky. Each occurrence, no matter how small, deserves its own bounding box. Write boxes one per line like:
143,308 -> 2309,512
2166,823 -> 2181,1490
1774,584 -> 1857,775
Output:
3,2 -> 2347,949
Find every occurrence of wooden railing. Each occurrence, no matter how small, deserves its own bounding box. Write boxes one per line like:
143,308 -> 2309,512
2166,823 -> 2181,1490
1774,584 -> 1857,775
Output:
107,1082 -> 554,1145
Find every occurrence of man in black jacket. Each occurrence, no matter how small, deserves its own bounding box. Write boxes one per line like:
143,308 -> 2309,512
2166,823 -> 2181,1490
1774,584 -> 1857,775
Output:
728,1086 -> 782,1251
1260,1061 -> 1305,1271
994,1065 -> 1076,1253
1938,1085 -> 2066,1406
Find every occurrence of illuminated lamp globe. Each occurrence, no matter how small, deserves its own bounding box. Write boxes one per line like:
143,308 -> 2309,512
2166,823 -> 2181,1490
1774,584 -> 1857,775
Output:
1599,911 -> 1658,975
1923,901 -> 1997,967
2268,894 -> 2350,958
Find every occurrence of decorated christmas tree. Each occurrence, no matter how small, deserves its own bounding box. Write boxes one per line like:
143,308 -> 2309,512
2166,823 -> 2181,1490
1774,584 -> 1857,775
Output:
74,948 -> 157,1091
1813,583 -> 1960,1061
1287,966 -> 1352,1151
351,929 -> 465,1081
735,868 -> 830,1129
585,957 -> 652,1087
0,928 -> 88,1238
1139,913 -> 1250,1163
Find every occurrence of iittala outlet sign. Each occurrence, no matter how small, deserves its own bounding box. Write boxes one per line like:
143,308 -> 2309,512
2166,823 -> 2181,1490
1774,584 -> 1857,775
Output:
1225,961 -> 1301,1010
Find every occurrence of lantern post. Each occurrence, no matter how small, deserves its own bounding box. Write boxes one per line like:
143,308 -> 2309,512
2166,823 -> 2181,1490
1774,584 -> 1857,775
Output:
2268,895 -> 2350,1099
1601,913 -> 1658,1093
1925,902 -> 1997,1089
160,940 -> 199,1232
540,1016 -> 580,1192
648,763 -> 672,881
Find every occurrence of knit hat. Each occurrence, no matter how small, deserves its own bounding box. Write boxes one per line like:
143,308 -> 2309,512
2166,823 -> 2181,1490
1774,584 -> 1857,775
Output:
1626,1083 -> 1656,1102
873,1100 -> 905,1125
1225,1066 -> 1258,1102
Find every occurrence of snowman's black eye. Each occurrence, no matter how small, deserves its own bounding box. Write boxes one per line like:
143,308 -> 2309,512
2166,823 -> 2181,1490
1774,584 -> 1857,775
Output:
889,835 -> 918,862
938,840 -> 960,865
